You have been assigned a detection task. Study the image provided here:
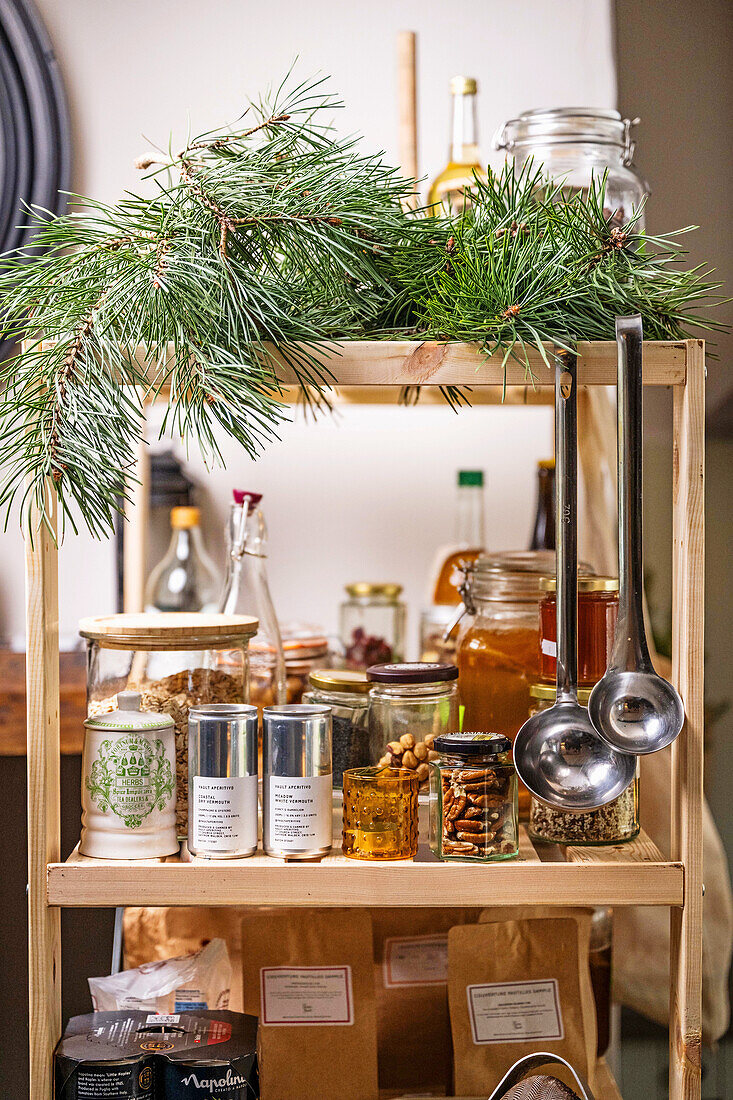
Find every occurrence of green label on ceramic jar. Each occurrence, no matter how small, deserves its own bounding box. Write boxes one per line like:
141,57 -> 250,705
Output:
86,734 -> 174,828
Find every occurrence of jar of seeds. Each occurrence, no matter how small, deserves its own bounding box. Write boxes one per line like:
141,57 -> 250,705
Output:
527,683 -> 640,844
80,613 -> 258,836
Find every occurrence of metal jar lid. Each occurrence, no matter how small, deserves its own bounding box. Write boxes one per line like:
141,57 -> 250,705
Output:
530,682 -> 593,706
345,582 -> 403,600
367,662 -> 459,684
308,669 -> 370,694
540,575 -> 618,594
433,732 -> 512,759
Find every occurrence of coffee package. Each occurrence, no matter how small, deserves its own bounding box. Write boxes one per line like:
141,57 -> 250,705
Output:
241,908 -> 379,1100
448,917 -> 597,1096
55,1010 -> 258,1099
371,907 -> 482,1095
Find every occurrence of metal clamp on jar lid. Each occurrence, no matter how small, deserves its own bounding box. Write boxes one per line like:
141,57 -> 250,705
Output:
433,732 -> 512,759
366,662 -> 459,683
493,107 -> 641,165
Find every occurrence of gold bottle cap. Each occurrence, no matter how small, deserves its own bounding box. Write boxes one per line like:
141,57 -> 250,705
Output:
171,505 -> 200,528
450,76 -> 478,95
530,682 -> 593,706
538,458 -> 555,470
308,669 -> 371,694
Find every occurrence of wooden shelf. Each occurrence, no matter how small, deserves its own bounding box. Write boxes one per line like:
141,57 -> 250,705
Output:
135,338 -> 691,393
48,827 -> 682,909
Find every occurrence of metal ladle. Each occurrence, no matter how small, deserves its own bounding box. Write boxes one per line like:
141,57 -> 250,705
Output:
514,352 -> 637,810
588,315 -> 684,754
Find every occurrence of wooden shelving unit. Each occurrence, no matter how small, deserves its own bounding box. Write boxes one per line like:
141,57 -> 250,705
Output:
26,338 -> 705,1100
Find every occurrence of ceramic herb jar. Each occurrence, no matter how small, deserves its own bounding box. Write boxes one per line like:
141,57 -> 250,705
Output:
80,690 -> 178,859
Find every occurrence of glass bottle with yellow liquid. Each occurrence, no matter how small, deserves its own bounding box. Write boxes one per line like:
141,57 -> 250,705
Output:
429,470 -> 485,605
428,76 -> 484,213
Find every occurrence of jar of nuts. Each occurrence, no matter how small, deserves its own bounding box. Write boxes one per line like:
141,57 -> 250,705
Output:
429,733 -> 518,861
367,662 -> 460,787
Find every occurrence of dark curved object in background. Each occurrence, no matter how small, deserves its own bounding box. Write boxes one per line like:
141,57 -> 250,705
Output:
0,0 -> 71,358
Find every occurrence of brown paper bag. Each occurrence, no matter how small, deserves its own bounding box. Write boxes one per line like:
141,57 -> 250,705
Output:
241,908 -> 379,1100
371,907 -> 482,1095
448,917 -> 596,1096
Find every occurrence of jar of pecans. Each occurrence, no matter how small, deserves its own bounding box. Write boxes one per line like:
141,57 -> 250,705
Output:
429,733 -> 518,861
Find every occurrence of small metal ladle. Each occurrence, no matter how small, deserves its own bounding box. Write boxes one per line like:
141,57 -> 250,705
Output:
588,315 -> 684,754
514,352 -> 637,811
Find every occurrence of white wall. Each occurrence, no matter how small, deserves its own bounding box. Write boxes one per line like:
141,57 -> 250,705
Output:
0,0 -> 616,649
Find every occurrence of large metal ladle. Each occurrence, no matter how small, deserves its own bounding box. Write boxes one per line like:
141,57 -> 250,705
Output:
514,352 -> 637,810
588,315 -> 684,754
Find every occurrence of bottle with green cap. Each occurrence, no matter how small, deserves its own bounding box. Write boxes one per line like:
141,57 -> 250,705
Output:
429,469 -> 486,606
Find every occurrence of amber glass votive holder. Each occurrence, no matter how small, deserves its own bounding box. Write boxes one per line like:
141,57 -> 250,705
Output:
342,766 -> 419,860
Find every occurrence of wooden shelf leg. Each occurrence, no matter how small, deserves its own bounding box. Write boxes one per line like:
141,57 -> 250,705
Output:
26,488 -> 61,1098
670,341 -> 705,1100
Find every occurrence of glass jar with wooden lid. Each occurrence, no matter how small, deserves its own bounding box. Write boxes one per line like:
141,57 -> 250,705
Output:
455,551 -> 592,816
527,682 -> 640,845
79,613 -> 258,835
339,582 -> 406,669
539,575 -> 619,686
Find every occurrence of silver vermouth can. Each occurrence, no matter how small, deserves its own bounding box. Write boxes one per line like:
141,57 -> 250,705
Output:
188,703 -> 259,858
262,704 -> 333,859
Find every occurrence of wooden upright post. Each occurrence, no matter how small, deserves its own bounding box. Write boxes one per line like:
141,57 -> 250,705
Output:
26,486 -> 62,1098
396,30 -> 419,204
670,340 -> 705,1100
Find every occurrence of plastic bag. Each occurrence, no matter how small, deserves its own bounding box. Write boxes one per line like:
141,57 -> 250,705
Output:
88,937 -> 231,1012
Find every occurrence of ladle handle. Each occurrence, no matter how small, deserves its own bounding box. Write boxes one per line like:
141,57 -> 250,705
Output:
612,315 -> 652,671
555,350 -> 579,702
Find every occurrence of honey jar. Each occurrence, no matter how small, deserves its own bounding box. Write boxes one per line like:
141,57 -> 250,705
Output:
456,552 -> 592,816
539,576 -> 619,685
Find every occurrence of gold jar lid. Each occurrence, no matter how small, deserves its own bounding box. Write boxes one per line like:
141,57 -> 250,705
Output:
450,76 -> 477,95
530,682 -> 593,705
79,613 -> 259,651
345,582 -> 403,599
308,669 -> 371,694
540,575 -> 618,593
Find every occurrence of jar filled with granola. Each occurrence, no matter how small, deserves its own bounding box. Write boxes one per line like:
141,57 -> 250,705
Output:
429,733 -> 518,861
456,551 -> 592,816
80,613 -> 258,836
527,683 -> 640,844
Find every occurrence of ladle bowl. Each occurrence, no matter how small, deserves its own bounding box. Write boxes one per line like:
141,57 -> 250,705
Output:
588,668 -> 684,756
514,699 -> 638,812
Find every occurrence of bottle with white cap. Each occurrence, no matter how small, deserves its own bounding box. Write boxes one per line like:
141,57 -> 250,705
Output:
81,691 -> 178,859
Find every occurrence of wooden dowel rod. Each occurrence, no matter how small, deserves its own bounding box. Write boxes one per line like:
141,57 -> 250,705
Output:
123,400 -> 150,613
397,30 -> 419,203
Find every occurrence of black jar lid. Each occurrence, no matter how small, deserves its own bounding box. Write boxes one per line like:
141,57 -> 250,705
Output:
366,661 -> 459,684
433,732 -> 512,758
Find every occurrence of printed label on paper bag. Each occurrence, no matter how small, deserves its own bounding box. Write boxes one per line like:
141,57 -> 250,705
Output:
383,934 -> 449,987
467,979 -> 563,1044
192,775 -> 257,851
260,966 -> 353,1026
268,775 -> 331,850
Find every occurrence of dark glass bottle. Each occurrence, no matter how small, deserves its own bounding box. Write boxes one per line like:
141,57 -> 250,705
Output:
529,459 -> 555,551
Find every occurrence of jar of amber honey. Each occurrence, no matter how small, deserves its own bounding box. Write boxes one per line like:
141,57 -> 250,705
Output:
456,552 -> 592,816
539,576 -> 618,685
